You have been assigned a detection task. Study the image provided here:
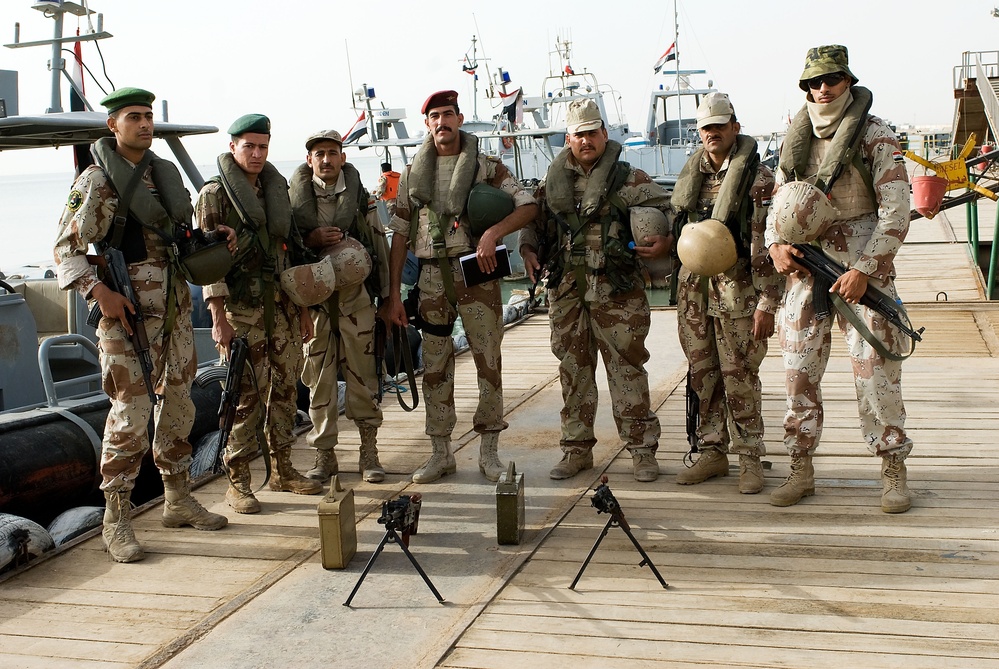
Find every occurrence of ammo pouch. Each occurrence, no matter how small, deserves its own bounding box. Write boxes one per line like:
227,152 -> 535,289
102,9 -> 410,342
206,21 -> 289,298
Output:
404,286 -> 455,337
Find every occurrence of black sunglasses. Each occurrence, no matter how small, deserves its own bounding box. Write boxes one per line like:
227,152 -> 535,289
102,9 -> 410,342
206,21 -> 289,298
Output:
806,72 -> 848,89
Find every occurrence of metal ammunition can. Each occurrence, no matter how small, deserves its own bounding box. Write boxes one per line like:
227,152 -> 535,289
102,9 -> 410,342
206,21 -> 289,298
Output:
495,461 -> 525,545
317,475 -> 356,569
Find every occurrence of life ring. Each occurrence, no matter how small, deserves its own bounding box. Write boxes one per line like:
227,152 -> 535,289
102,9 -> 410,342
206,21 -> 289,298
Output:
502,136 -> 514,150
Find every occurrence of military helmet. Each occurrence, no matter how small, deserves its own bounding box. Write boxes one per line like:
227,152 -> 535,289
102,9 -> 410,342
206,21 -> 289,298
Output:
467,182 -> 515,238
676,218 -> 738,276
280,255 -> 337,307
629,207 -> 670,246
772,180 -> 838,243
179,239 -> 233,286
323,237 -> 372,289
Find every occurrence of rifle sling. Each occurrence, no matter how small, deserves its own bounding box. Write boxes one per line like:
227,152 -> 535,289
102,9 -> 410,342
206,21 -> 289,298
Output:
390,324 -> 419,412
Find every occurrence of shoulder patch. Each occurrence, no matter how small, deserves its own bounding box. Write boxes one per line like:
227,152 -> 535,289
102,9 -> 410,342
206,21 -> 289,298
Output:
892,150 -> 905,164
67,189 -> 84,211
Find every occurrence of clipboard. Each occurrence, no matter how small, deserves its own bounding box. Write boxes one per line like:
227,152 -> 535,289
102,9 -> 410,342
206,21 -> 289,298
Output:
459,245 -> 512,287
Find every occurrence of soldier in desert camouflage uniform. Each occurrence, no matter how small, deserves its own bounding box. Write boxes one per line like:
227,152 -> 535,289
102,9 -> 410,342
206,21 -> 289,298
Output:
196,114 -> 322,514
520,99 -> 672,483
382,90 -> 537,484
54,88 -> 230,563
671,93 -> 783,494
766,45 -> 914,513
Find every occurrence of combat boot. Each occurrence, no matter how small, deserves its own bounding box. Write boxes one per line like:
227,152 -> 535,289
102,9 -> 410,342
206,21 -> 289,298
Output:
881,453 -> 911,513
225,459 -> 261,514
675,448 -> 729,485
306,448 -> 339,481
478,432 -> 506,482
162,471 -> 228,530
358,424 -> 386,483
770,451 -> 814,507
738,455 -> 765,494
270,448 -> 323,495
631,447 -> 660,482
412,436 -> 457,484
549,450 -> 593,480
102,490 -> 144,563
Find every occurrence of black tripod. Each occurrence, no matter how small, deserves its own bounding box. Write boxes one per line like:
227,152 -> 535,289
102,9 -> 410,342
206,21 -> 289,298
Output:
343,495 -> 444,606
569,477 -> 668,590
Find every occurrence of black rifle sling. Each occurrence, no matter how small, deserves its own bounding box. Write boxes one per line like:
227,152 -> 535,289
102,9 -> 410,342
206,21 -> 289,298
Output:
390,325 -> 419,412
98,150 -> 155,252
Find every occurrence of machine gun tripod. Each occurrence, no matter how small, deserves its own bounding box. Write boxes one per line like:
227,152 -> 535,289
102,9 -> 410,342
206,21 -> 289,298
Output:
343,493 -> 445,606
569,476 -> 668,590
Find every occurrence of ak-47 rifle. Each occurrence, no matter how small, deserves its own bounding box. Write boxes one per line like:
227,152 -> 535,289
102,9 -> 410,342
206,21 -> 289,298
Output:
86,247 -> 157,404
791,243 -> 924,350
217,336 -> 249,455
684,368 -> 699,456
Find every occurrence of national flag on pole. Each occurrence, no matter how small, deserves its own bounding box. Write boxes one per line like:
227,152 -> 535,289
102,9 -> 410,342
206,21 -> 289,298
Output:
70,32 -> 93,172
500,87 -> 523,126
653,43 -> 677,73
462,56 -> 477,76
343,111 -> 367,144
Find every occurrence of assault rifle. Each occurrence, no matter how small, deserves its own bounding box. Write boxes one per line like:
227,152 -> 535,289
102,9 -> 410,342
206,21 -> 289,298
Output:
217,336 -> 249,456
791,243 -> 924,344
86,247 -> 157,404
684,368 -> 699,455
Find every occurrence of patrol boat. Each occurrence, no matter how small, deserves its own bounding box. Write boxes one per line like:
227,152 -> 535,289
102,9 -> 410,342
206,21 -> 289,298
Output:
0,0 -> 228,571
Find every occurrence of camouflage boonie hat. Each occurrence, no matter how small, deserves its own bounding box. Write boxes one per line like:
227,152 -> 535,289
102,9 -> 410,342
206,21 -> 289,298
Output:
322,237 -> 372,289
280,255 -> 337,307
629,207 -> 669,246
772,181 -> 839,243
799,44 -> 859,91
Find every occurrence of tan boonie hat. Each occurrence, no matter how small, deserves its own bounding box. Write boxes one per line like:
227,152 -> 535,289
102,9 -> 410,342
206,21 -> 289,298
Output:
565,99 -> 603,134
306,129 -> 343,151
696,92 -> 736,129
799,44 -> 859,91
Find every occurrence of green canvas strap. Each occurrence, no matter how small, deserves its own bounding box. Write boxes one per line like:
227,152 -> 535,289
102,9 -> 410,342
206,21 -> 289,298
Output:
425,209 -> 459,307
829,293 -> 914,361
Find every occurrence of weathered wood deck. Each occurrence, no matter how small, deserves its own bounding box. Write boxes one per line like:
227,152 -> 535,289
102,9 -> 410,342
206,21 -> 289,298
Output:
1,211 -> 998,669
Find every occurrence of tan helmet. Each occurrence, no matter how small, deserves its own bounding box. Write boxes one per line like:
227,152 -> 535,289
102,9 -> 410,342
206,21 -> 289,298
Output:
771,180 -> 838,243
322,236 -> 372,289
629,207 -> 670,246
676,218 -> 738,276
280,255 -> 337,307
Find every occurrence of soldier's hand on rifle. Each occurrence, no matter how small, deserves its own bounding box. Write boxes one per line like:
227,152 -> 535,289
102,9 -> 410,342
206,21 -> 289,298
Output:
91,282 -> 135,336
830,268 -> 868,304
768,244 -> 809,276
216,225 -> 238,253
521,246 -> 541,283
633,234 -> 674,260
207,297 -> 237,358
752,309 -> 776,340
299,306 -> 315,343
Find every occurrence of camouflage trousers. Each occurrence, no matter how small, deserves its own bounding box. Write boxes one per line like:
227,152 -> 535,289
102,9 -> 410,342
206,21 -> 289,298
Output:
417,258 -> 507,437
677,279 -> 767,456
301,300 -> 382,451
97,261 -> 197,492
548,271 -> 660,453
223,294 -> 304,463
780,274 -> 913,457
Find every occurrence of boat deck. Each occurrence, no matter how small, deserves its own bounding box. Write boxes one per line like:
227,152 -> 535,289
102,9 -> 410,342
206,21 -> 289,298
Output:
2,213 -> 999,668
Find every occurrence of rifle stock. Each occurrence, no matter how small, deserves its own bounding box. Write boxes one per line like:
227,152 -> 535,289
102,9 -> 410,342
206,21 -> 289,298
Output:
217,336 -> 249,456
86,248 -> 158,404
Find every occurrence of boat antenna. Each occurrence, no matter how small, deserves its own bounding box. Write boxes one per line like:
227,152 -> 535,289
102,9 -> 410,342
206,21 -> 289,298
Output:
345,39 -> 357,113
673,0 -> 681,146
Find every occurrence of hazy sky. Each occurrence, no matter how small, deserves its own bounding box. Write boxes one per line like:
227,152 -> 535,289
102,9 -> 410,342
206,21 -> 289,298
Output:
2,0 -> 998,179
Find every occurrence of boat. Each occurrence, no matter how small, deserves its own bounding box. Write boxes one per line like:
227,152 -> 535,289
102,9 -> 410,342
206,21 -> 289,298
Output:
0,0 -> 229,567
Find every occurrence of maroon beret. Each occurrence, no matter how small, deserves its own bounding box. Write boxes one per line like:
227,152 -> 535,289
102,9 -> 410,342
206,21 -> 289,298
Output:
421,89 -> 459,115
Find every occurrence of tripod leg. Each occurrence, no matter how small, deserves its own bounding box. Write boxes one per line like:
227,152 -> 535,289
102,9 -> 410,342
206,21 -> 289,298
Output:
395,531 -> 446,603
343,529 -> 393,606
569,516 -> 615,590
619,523 -> 668,589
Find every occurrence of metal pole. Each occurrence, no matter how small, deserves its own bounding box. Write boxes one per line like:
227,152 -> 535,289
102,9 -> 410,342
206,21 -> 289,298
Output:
48,8 -> 64,113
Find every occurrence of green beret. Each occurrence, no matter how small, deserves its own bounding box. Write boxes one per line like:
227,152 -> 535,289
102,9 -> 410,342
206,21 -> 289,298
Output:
100,87 -> 155,114
228,113 -> 271,136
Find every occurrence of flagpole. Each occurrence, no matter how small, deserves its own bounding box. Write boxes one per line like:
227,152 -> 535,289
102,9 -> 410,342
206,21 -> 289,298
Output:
674,0 -> 680,147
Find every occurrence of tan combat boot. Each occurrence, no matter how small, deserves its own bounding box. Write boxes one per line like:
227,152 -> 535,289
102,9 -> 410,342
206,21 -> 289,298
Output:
631,447 -> 660,482
412,436 -> 457,484
738,455 -> 765,494
478,432 -> 506,482
769,451 -> 814,507
675,448 -> 729,485
358,424 -> 386,483
102,490 -> 144,563
881,453 -> 911,513
549,450 -> 594,480
269,448 -> 323,495
225,460 -> 261,514
162,471 -> 228,530
306,448 -> 339,480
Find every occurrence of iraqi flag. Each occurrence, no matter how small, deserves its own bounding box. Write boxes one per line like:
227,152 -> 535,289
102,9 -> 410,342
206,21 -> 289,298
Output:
500,87 -> 523,125
462,56 -> 477,76
342,111 -> 367,144
653,43 -> 677,73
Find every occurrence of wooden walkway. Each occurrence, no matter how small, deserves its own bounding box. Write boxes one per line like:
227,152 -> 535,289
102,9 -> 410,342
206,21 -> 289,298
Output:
2,209 -> 999,668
